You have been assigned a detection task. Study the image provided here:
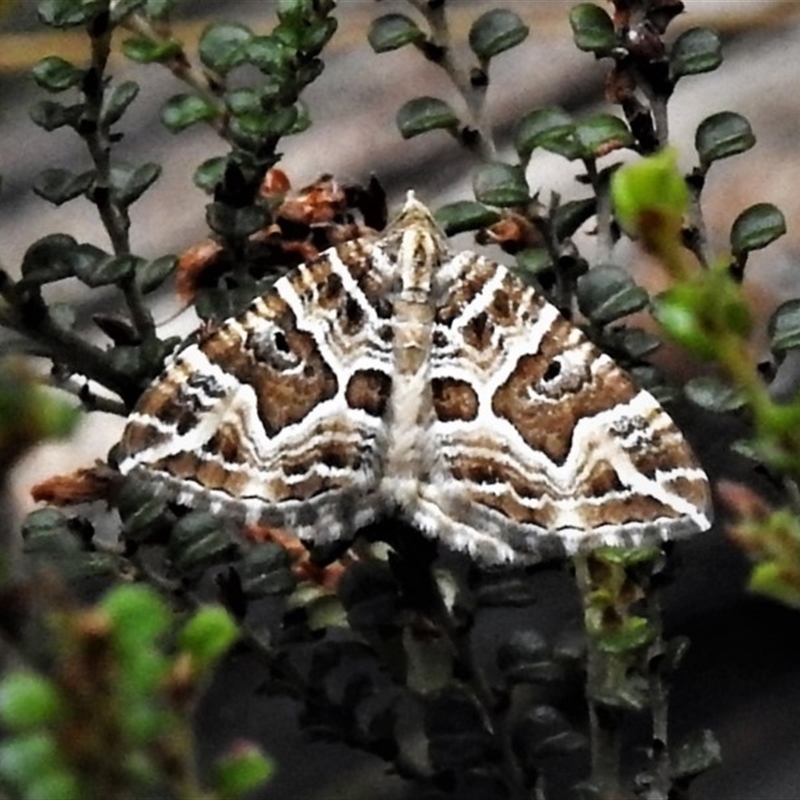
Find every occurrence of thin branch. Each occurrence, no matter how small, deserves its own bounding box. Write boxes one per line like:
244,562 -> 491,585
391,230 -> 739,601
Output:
408,0 -> 497,161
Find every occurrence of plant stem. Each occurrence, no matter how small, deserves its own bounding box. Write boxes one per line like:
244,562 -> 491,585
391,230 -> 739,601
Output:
409,0 -> 497,161
574,555 -> 623,800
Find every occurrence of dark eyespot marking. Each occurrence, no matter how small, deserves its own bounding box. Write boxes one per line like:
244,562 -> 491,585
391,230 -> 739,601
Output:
542,361 -> 561,382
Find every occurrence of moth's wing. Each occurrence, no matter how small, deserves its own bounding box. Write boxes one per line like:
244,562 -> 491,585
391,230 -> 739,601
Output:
118,238 -> 395,542
414,251 -> 713,565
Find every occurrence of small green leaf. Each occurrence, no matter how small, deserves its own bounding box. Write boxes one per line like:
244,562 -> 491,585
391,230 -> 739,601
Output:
552,198 -> 597,239
769,299 -> 800,354
199,22 -> 252,73
101,80 -> 139,127
577,264 -> 649,325
213,743 -> 274,800
368,13 -> 426,53
595,616 -> 654,654
670,27 -> 722,81
672,729 -> 722,780
515,107 -> 576,160
110,0 -> 147,22
75,252 -> 139,288
0,732 -> 60,785
30,56 -> 83,92
20,234 -> 79,285
434,201 -> 499,235
569,3 -> 616,53
29,100 -> 82,131
101,584 -> 171,647
472,162 -> 529,207
37,0 -> 105,27
32,169 -> 94,206
684,376 -> 746,412
730,203 -> 786,258
396,96 -> 459,139
206,203 -> 267,239
160,93 -> 219,132
695,111 -> 755,170
122,35 -> 183,63
111,162 -> 161,206
612,148 -> 689,238
468,9 -> 529,61
750,561 -> 800,607
194,156 -> 228,193
23,770 -> 82,800
0,673 -> 64,730
138,255 -> 176,294
119,494 -> 169,541
516,248 -> 553,278
575,114 -> 634,158
179,607 -> 239,672
169,511 -> 236,575
238,544 -> 295,597
245,34 -> 291,73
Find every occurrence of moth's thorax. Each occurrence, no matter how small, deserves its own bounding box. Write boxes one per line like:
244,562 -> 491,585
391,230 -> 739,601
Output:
382,206 -> 444,494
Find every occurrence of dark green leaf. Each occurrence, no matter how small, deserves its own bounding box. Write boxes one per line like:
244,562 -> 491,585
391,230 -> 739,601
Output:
695,111 -> 755,170
575,114 -> 634,158
497,631 -> 561,684
161,93 -> 219,132
29,100 -> 82,131
473,162 -> 529,207
207,203 -> 266,239
20,234 -> 79,285
32,168 -> 94,206
101,80 -> 140,126
577,264 -> 649,325
238,544 -> 294,597
730,202 -> 786,257
30,56 -> 83,92
515,107 -> 576,160
122,35 -> 183,63
110,162 -> 161,206
396,96 -> 459,139
194,157 -> 228,193
670,27 -> 722,80
425,687 -> 493,771
37,0 -> 105,27
20,508 -> 82,556
199,22 -> 252,73
137,255 -> 176,294
672,730 -> 722,780
225,87 -> 260,116
109,0 -> 146,21
569,3 -> 616,53
75,251 -> 140,288
117,488 -> 168,540
468,9 -> 529,61
552,197 -> 596,239
368,13 -> 425,53
769,299 -> 800,354
434,201 -> 499,235
684,376 -> 745,412
170,512 -> 237,575
338,561 -> 399,630
516,248 -> 553,278
611,327 -> 662,360
298,17 -> 337,56
245,35 -> 291,73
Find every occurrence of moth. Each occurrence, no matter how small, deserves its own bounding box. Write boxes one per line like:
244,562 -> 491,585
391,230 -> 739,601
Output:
117,194 -> 712,564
